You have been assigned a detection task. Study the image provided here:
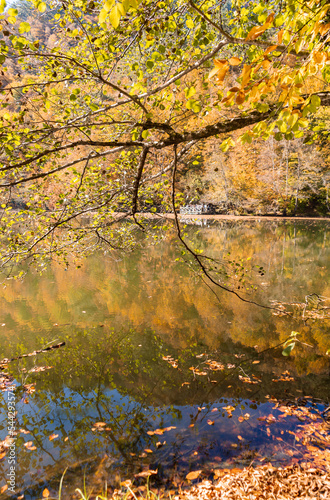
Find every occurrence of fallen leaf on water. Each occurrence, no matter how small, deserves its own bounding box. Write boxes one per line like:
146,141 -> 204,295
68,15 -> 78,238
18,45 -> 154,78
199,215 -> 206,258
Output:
211,408 -> 218,412
144,449 -> 153,454
94,422 -> 107,428
134,469 -> 158,478
156,441 -> 166,448
0,451 -> 7,459
237,435 -> 243,440
24,441 -> 36,450
189,424 -> 194,428
238,416 -> 244,423
0,485 -> 8,494
121,480 -> 132,488
49,433 -> 59,441
244,413 -> 250,420
207,419 -> 215,425
186,470 -> 202,480
24,384 -> 35,394
252,360 -> 260,364
64,437 -> 69,442
19,429 -> 30,434
147,426 -> 176,436
43,488 -> 50,498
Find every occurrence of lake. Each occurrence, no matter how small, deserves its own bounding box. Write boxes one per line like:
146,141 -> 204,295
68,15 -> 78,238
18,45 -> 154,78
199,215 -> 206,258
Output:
0,218 -> 329,499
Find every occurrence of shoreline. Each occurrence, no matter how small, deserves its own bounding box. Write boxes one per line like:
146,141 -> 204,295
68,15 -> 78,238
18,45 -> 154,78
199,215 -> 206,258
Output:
134,213 -> 330,221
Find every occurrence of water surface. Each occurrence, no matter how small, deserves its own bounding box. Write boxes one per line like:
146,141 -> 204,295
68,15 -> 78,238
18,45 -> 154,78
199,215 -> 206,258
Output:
0,219 -> 329,498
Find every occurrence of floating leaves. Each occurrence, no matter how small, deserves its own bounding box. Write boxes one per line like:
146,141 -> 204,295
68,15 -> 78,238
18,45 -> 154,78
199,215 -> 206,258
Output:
134,469 -> 158,478
162,356 -> 178,369
48,433 -> 59,441
186,470 -> 202,480
24,441 -> 36,451
147,426 -> 176,436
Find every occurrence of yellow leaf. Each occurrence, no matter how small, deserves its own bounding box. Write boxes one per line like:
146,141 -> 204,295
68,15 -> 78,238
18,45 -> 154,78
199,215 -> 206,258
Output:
186,470 -> 202,480
186,18 -> 194,29
99,8 -> 108,23
38,2 -> 46,13
228,57 -> 241,66
109,4 -> 121,28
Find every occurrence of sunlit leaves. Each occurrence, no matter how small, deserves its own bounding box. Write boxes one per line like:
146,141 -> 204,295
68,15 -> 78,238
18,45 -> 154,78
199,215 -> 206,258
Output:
208,59 -> 230,84
99,0 -> 139,27
245,13 -> 274,40
18,21 -> 30,34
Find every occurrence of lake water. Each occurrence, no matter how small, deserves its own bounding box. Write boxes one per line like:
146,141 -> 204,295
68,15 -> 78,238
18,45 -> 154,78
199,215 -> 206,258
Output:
0,219 -> 329,498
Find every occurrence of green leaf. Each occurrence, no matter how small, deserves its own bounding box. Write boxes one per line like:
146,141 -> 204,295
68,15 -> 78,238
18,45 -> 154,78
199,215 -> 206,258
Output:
310,94 -> 321,108
282,343 -> 295,356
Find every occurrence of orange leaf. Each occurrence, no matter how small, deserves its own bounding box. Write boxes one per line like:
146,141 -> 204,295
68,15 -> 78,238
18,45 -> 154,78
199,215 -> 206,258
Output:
228,57 -> 241,66
49,433 -> 59,441
0,485 -> 8,494
186,470 -> 202,480
264,45 -> 278,56
135,469 -> 158,478
246,25 -> 267,41
209,59 -> 230,85
278,29 -> 284,44
42,488 -> 50,498
241,64 -> 252,88
207,419 -> 214,425
246,15 -> 274,41
236,91 -> 245,105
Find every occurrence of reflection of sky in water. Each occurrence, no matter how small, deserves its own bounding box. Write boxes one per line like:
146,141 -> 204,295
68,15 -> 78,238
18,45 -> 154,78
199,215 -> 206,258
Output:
0,221 -> 329,497
0,378 -> 327,497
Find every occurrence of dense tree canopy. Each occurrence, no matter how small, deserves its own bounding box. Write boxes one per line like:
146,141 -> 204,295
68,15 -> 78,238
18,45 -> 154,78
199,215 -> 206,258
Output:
0,0 -> 329,279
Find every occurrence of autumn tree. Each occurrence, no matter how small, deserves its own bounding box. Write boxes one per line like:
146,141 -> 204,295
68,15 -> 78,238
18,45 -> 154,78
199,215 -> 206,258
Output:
0,0 -> 329,295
